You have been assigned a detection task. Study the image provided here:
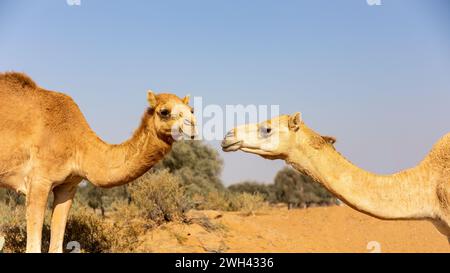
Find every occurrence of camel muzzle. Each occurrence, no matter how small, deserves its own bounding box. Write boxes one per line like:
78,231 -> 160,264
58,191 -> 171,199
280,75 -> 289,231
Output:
221,135 -> 242,152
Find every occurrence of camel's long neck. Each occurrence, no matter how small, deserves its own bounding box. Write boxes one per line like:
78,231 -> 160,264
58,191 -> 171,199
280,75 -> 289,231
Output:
79,112 -> 171,187
287,133 -> 436,220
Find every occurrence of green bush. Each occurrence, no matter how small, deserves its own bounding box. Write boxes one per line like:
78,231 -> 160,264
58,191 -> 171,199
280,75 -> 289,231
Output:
273,167 -> 337,208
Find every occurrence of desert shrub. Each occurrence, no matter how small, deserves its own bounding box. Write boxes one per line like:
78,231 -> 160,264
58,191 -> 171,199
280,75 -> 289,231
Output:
0,202 -> 115,253
229,192 -> 265,213
108,200 -> 150,252
63,206 -> 113,253
194,190 -> 265,213
196,190 -> 233,211
0,203 -> 33,253
127,170 -> 188,224
0,202 -> 22,226
0,203 -> 51,253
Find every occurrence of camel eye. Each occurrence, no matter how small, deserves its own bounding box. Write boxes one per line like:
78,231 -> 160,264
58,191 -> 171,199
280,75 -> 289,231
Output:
160,109 -> 170,117
260,127 -> 272,137
191,108 -> 194,114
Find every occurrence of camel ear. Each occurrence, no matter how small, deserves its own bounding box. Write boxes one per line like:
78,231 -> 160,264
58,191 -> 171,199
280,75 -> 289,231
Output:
322,135 -> 337,145
147,90 -> 157,109
288,112 -> 302,131
182,94 -> 190,105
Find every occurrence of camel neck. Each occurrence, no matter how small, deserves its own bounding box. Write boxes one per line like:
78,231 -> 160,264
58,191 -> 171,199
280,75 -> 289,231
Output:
287,137 -> 436,220
80,111 -> 171,187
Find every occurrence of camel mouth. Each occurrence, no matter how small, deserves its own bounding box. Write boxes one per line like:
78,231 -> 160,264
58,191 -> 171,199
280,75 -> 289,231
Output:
174,130 -> 196,141
171,125 -> 197,141
221,140 -> 243,152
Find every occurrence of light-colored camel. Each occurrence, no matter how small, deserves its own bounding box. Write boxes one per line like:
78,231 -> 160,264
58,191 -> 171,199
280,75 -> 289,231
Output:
222,113 -> 450,243
0,72 -> 197,253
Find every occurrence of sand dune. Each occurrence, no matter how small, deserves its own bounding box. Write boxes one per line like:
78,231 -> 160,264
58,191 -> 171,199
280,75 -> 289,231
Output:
137,205 -> 449,253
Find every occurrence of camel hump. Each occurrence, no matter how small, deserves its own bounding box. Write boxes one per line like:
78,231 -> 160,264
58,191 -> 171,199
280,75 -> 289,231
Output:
424,133 -> 450,165
0,72 -> 37,89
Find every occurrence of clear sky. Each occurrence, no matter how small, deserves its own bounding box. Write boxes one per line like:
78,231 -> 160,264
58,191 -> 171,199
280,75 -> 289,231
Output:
1,0 -> 449,185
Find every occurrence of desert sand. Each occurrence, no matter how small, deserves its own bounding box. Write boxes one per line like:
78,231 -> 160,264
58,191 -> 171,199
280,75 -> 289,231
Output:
137,205 -> 449,253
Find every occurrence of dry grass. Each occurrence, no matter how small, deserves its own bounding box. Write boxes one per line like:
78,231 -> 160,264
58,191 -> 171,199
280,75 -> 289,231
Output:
0,202 -> 29,253
0,203 -> 115,253
63,206 -> 112,253
198,191 -> 233,211
189,215 -> 226,232
108,200 -> 150,252
230,192 -> 266,214
127,170 -> 188,224
196,191 -> 266,213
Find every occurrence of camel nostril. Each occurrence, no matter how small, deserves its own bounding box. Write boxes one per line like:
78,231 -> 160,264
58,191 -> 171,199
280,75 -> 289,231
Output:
225,130 -> 235,139
191,135 -> 195,140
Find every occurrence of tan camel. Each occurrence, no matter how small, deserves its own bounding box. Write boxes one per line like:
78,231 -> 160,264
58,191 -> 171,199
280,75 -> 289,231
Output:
222,113 -> 450,243
0,72 -> 197,253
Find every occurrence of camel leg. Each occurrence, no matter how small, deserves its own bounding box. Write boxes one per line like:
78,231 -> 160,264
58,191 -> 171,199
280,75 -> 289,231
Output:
25,179 -> 51,253
431,219 -> 450,244
49,182 -> 78,253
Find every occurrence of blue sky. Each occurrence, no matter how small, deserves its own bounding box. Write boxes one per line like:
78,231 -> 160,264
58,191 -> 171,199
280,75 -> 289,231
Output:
1,0 -> 449,185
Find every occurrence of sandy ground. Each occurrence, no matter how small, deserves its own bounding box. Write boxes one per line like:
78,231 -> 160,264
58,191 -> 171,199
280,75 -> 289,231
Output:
136,205 -> 449,253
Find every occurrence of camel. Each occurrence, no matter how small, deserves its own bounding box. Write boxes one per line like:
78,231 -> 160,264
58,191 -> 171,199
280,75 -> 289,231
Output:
222,112 -> 450,243
0,72 -> 197,253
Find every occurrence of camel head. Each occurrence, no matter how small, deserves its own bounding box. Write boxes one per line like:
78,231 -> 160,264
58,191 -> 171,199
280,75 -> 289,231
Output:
221,112 -> 336,160
147,90 -> 197,143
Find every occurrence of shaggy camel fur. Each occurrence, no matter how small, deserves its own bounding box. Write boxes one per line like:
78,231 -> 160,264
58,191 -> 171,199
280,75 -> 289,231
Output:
0,72 -> 196,252
222,113 -> 450,244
